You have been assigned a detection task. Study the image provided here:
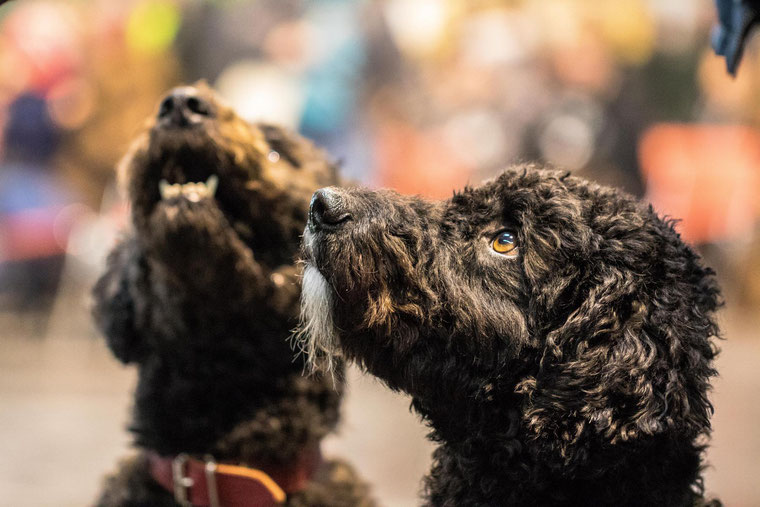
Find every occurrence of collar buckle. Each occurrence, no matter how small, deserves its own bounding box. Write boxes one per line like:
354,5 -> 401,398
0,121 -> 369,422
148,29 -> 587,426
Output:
171,453 -> 222,507
172,453 -> 194,506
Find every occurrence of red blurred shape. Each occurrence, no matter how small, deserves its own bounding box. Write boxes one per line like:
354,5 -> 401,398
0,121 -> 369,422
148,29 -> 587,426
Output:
639,123 -> 760,243
0,207 -> 68,262
1,2 -> 82,93
375,120 -> 473,199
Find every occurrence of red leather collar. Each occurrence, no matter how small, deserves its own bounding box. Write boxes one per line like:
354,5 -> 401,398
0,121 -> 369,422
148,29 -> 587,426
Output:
147,446 -> 321,507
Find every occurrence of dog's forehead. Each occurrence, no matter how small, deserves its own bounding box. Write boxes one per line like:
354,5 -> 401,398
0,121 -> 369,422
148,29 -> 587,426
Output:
439,169 -> 600,239
445,174 -> 525,221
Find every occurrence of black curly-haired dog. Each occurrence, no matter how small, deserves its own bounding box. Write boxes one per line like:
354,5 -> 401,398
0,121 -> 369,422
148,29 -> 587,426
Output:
93,83 -> 373,507
297,167 -> 721,506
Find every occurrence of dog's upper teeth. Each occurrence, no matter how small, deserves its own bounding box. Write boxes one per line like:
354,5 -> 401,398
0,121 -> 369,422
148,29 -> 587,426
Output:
159,180 -> 182,200
158,175 -> 219,201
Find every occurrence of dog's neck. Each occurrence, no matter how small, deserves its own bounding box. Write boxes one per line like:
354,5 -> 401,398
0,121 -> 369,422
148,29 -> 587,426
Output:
131,362 -> 342,468
123,235 -> 342,466
416,398 -> 706,506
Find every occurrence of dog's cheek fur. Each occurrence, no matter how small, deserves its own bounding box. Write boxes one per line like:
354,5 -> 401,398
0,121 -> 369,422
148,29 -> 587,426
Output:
440,241 -> 530,355
299,197 -> 443,386
316,194 -> 436,328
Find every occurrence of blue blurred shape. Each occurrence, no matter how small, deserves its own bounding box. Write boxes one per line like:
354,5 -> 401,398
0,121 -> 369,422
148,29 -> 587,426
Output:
712,0 -> 760,75
0,93 -> 68,222
4,93 -> 60,163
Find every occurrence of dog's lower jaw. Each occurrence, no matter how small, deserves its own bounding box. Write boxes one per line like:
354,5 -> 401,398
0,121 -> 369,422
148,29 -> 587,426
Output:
141,200 -> 272,312
295,265 -> 342,375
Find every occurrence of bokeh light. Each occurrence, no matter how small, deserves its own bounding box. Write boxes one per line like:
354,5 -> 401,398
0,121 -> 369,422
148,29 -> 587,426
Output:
125,0 -> 180,55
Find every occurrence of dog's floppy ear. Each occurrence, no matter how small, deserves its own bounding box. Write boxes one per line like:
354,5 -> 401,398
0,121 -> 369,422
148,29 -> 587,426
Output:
517,207 -> 720,463
92,236 -> 148,364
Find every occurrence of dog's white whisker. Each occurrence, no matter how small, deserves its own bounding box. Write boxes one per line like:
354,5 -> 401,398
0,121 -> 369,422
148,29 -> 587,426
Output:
295,265 -> 341,375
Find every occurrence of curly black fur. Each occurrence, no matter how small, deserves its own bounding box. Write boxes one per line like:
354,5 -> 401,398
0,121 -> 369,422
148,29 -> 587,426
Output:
93,83 -> 373,506
299,166 -> 722,506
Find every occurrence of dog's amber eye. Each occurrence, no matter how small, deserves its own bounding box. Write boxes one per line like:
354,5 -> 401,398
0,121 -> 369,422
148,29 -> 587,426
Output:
492,231 -> 517,255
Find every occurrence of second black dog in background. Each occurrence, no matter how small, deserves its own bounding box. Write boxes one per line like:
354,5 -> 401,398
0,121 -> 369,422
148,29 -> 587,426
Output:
93,83 -> 374,506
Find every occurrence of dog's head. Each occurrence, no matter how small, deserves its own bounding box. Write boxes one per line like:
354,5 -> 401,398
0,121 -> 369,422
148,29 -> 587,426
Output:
119,81 -> 338,268
101,82 -> 339,370
299,167 -> 720,457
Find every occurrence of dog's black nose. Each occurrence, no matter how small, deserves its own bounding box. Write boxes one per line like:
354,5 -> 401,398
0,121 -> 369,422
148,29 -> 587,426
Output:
309,188 -> 351,231
157,87 -> 213,127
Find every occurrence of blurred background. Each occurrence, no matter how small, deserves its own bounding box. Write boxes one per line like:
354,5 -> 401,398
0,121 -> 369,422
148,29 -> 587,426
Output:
0,0 -> 758,505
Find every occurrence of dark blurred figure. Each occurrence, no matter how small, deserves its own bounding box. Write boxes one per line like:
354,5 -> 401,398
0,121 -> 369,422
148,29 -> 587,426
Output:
0,93 -> 72,332
713,0 -> 760,75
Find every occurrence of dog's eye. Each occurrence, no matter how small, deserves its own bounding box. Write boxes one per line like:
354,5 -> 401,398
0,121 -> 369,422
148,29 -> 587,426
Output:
492,231 -> 517,256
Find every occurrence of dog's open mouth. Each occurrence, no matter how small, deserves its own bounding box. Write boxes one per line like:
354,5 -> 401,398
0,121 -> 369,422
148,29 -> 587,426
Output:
155,165 -> 253,240
141,142 -> 256,244
141,125 -> 249,215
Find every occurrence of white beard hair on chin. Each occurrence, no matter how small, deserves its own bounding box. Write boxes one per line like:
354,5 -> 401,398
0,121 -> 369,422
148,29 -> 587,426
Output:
294,265 -> 341,375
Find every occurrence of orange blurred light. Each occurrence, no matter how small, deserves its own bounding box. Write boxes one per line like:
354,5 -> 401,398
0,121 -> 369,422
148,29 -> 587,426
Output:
639,124 -> 760,244
47,77 -> 96,130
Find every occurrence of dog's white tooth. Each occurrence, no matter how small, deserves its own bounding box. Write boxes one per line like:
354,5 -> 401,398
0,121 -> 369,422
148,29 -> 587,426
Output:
160,180 -> 183,199
171,184 -> 182,199
181,182 -> 213,202
206,175 -> 219,197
